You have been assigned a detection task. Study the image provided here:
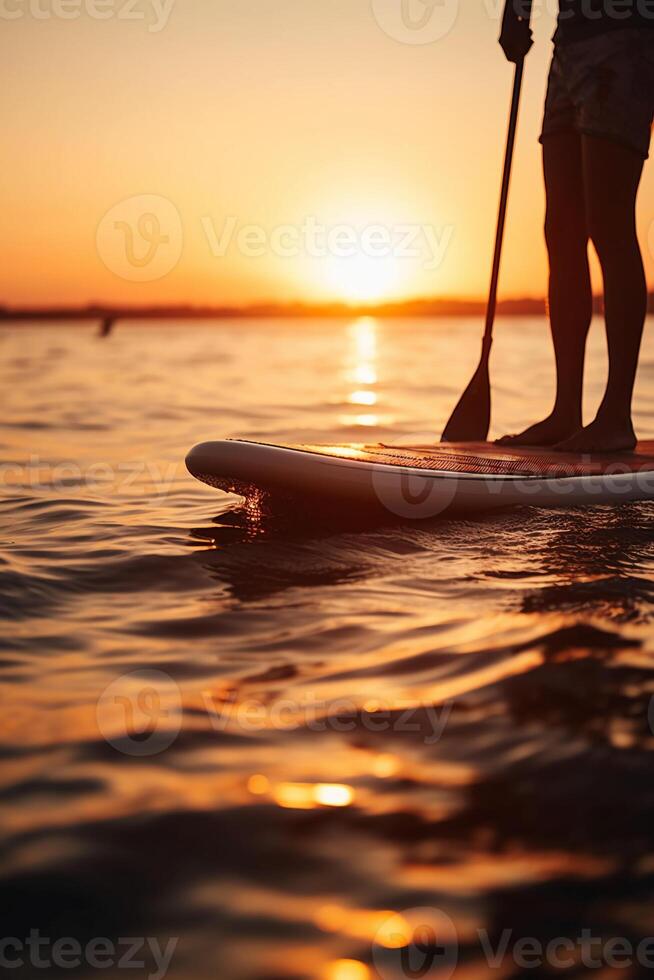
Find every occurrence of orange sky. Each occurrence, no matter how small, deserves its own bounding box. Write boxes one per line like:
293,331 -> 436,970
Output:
3,0 -> 654,307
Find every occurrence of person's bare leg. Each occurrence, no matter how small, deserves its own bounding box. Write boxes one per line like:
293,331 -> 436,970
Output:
556,135 -> 645,453
498,131 -> 592,446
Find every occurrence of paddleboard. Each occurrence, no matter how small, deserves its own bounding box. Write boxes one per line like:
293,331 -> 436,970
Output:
186,440 -> 654,517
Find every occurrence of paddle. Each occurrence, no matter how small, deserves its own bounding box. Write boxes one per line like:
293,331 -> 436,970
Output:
441,31 -> 530,443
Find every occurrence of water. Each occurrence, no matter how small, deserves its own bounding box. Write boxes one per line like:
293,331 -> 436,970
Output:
2,317 -> 654,980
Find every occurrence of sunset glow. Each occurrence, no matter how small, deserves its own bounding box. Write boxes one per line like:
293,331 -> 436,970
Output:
323,254 -> 404,303
4,0 -> 653,309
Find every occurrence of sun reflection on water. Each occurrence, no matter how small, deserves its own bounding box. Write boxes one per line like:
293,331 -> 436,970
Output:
341,318 -> 384,428
247,779 -> 355,810
348,390 -> 377,406
352,364 -> 377,385
316,906 -> 411,948
323,961 -> 370,980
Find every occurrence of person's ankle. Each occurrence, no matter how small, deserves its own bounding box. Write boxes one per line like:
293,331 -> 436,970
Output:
595,403 -> 634,428
552,405 -> 581,427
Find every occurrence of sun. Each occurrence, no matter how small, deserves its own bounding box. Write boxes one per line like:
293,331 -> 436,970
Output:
323,253 -> 403,303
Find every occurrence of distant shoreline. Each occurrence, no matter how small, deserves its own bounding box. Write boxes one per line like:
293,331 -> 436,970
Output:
2,294 -> 652,322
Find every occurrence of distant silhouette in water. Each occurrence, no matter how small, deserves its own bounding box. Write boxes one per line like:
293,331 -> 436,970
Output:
99,316 -> 116,338
497,0 -> 654,453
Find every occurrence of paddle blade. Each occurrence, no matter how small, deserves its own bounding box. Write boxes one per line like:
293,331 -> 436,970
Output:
441,347 -> 491,443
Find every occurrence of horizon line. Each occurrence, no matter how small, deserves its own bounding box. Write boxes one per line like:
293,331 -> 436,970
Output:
0,293 -> 639,321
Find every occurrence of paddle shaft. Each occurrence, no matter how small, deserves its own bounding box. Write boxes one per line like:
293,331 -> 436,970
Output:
441,7 -> 532,442
483,57 -> 526,348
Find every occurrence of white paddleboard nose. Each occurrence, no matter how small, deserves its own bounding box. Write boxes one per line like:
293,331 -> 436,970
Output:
185,441 -> 227,478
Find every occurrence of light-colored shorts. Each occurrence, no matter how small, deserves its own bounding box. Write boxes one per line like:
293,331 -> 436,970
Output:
540,28 -> 654,159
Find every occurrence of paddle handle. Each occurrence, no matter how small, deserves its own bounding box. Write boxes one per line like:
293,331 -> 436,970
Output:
483,20 -> 531,346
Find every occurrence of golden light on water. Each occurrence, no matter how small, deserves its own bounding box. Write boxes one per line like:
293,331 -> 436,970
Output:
313,784 -> 354,807
273,783 -> 315,809
247,774 -> 270,795
323,960 -> 371,980
315,905 -> 347,931
316,905 -> 411,948
372,754 -> 399,778
342,318 -> 383,428
349,390 -> 377,406
351,317 -> 377,362
374,912 -> 414,949
352,364 -> 377,385
270,782 -> 354,810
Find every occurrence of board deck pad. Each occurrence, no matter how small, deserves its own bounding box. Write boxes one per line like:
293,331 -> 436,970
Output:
244,441 -> 654,477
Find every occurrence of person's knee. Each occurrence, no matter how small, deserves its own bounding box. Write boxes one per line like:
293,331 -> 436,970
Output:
545,209 -> 587,262
586,205 -> 637,261
587,213 -> 611,258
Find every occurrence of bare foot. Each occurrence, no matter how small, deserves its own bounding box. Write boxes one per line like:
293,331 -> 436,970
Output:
496,414 -> 580,447
554,417 -> 637,454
